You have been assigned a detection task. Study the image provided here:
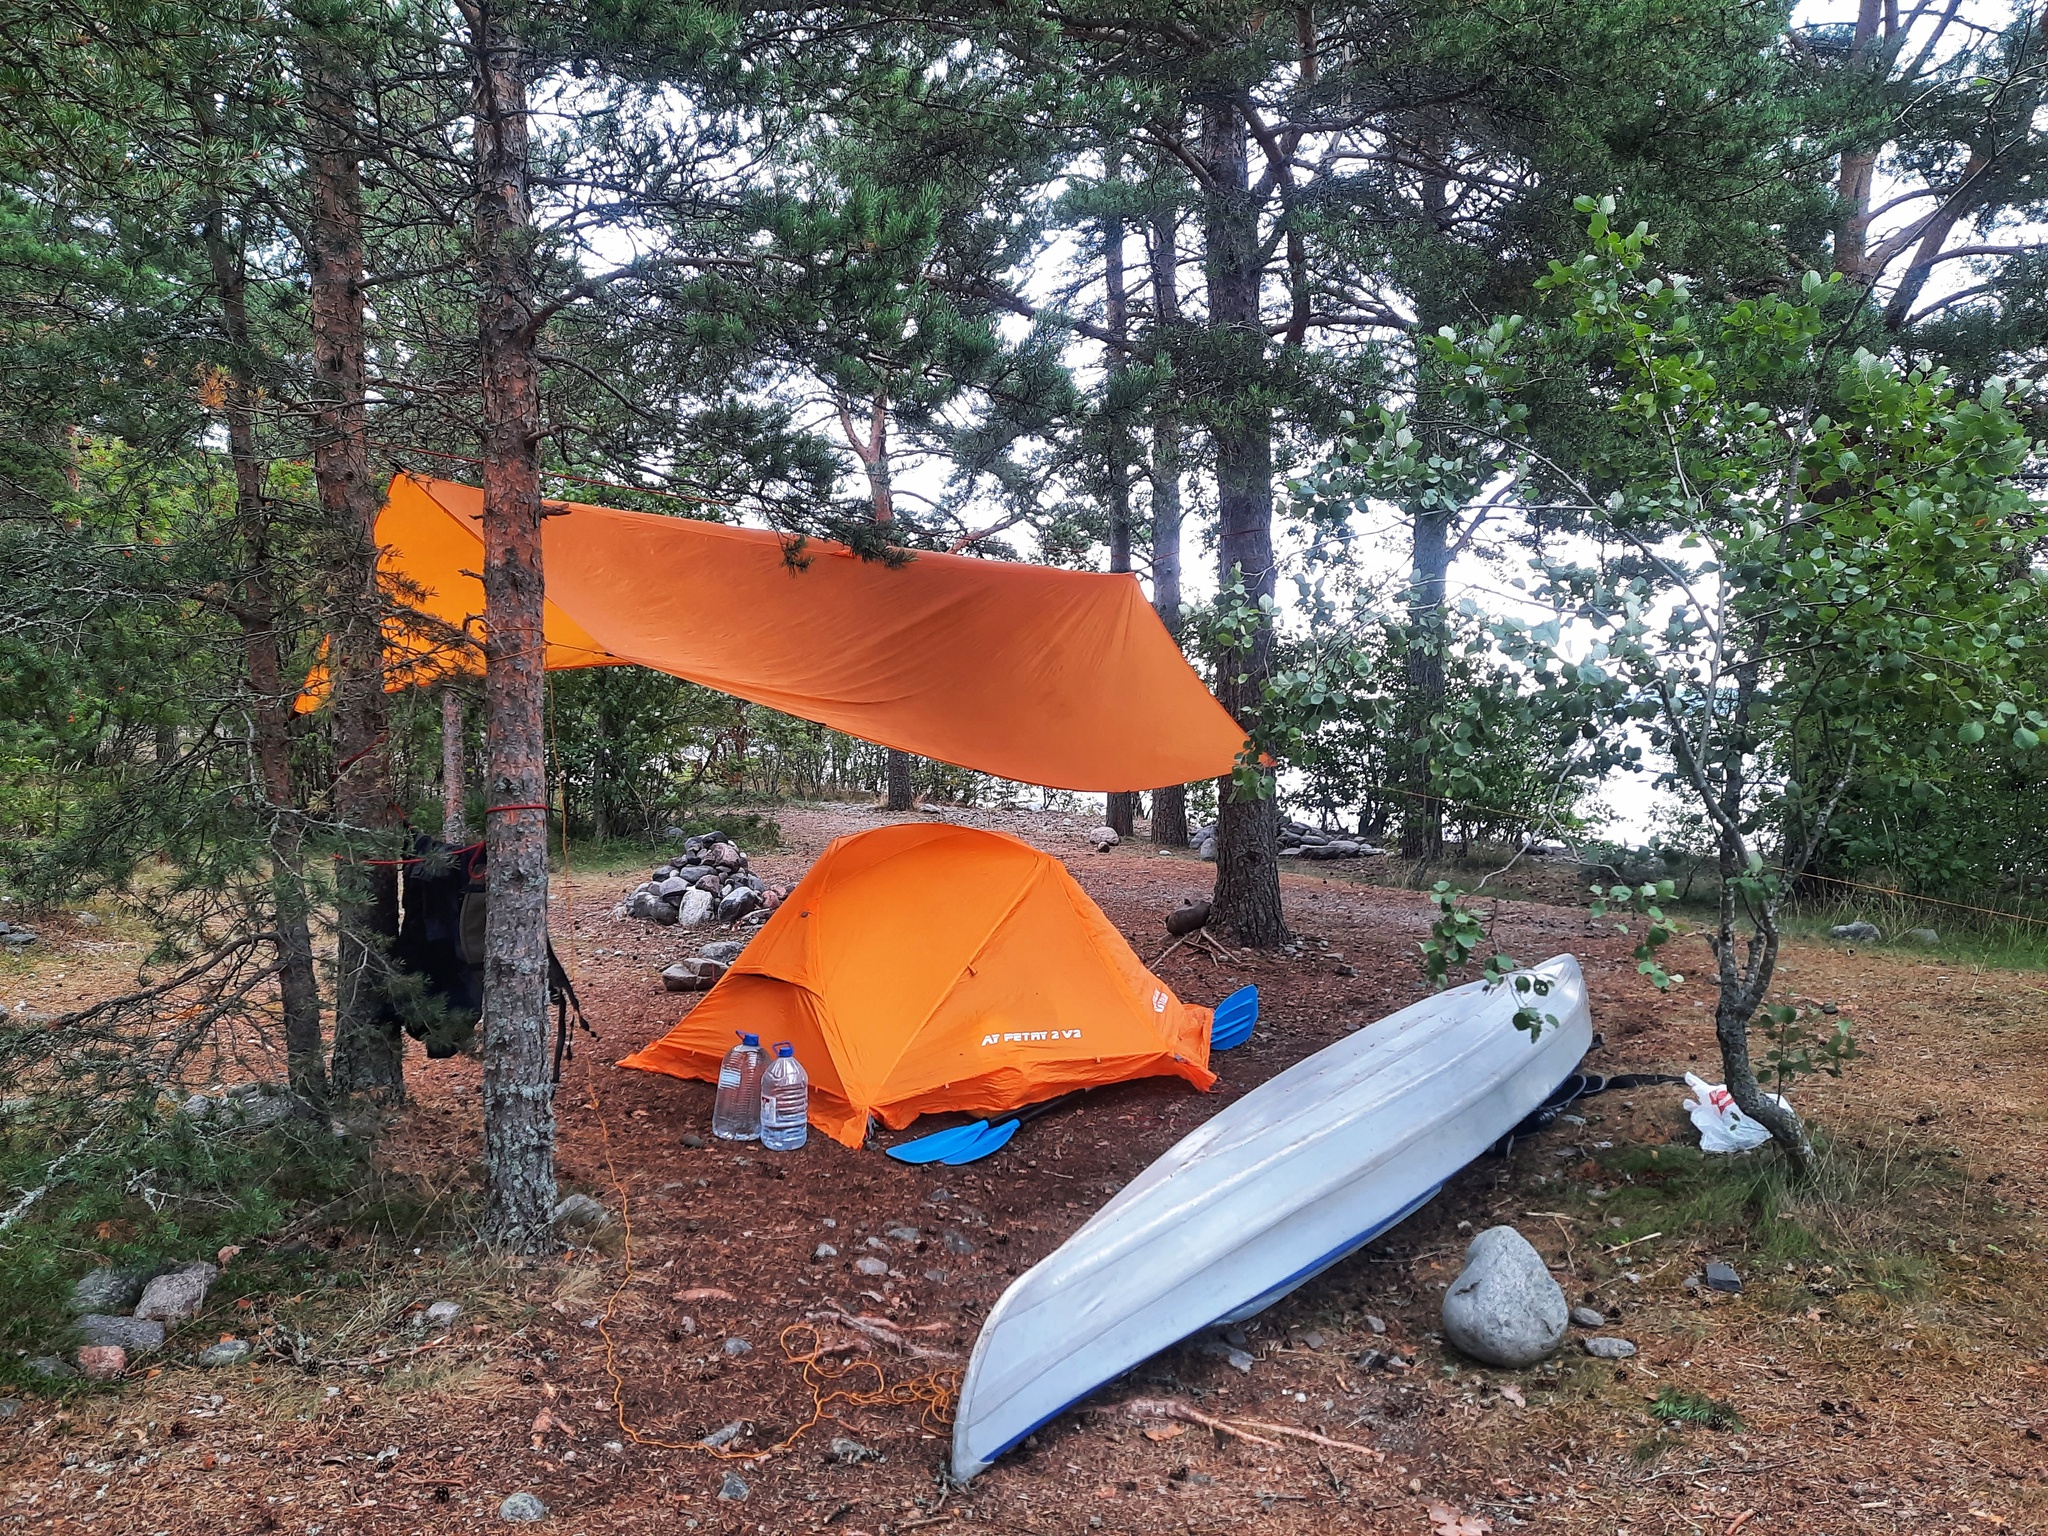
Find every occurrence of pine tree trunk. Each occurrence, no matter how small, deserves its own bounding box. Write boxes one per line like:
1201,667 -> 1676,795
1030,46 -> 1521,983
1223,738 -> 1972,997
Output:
1147,204 -> 1189,849
1831,0 -> 1887,281
301,27 -> 404,1100
1200,99 -> 1285,946
885,748 -> 914,811
471,0 -> 557,1251
197,183 -> 325,1108
441,687 -> 468,842
1103,182 -> 1138,840
1399,504 -> 1451,861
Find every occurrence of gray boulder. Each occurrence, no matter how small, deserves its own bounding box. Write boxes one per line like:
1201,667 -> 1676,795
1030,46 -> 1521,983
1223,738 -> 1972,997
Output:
627,889 -> 674,924
1440,1226 -> 1568,1367
136,1262 -> 216,1323
77,1314 -> 166,1352
1088,825 -> 1119,850
1197,838 -> 1217,863
673,864 -> 715,885
1830,921 -> 1881,942
553,1193 -> 609,1229
662,958 -> 726,993
71,1266 -> 149,1315
717,888 -> 761,923
1,929 -> 36,947
675,888 -> 715,926
199,1338 -> 254,1367
499,1491 -> 548,1523
700,938 -> 748,964
653,875 -> 693,901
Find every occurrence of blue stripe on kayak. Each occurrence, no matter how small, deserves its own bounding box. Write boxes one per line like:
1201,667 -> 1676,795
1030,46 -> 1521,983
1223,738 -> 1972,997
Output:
970,1182 -> 1445,1472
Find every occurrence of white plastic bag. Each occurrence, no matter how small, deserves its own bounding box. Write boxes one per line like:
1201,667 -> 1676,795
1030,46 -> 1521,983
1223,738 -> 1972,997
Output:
1681,1072 -> 1786,1153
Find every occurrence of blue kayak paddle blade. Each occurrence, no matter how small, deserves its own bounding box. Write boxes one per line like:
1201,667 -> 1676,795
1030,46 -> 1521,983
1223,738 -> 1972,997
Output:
1209,984 -> 1259,1051
886,1118 -> 992,1164
938,1116 -> 1022,1166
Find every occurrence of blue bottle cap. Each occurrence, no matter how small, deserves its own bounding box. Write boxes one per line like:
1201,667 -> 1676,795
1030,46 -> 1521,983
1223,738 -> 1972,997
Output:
774,1041 -> 795,1057
739,1032 -> 760,1047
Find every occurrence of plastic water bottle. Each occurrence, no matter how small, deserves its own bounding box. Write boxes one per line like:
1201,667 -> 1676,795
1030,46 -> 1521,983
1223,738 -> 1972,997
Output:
759,1042 -> 809,1151
712,1032 -> 764,1141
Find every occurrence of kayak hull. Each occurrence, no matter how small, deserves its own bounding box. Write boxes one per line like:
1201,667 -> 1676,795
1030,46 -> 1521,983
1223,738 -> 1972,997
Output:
950,955 -> 1592,1479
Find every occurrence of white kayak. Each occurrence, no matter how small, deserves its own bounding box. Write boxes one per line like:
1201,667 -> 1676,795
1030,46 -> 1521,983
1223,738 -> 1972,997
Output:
951,954 -> 1591,1479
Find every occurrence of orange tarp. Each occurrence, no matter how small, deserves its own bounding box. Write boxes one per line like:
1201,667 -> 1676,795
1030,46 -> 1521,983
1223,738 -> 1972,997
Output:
619,824 -> 1215,1147
303,472 -> 1245,792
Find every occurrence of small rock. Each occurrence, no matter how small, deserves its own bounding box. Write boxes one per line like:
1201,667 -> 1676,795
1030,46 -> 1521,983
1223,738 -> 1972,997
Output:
680,1133 -> 706,1149
942,1230 -> 975,1256
199,1339 -> 254,1368
1197,1341 -> 1255,1373
676,888 -> 715,926
0,1399 -> 18,1418
864,1235 -> 891,1251
628,890 -> 677,924
498,1490 -> 548,1522
27,1355 -> 74,1380
1899,927 -> 1939,946
1440,1226 -> 1568,1368
813,1243 -> 839,1260
70,1266 -> 148,1315
424,1300 -> 463,1330
552,1193 -> 609,1229
722,1337 -> 752,1357
1197,838 -> 1217,863
1364,1314 -> 1387,1335
1583,1336 -> 1637,1359
1300,1331 -> 1325,1349
853,1256 -> 889,1277
1830,921 -> 1881,942
1087,825 -> 1119,850
884,1226 -> 919,1242
1704,1261 -> 1743,1294
77,1314 -> 165,1352
699,1420 -> 748,1448
76,1345 -> 126,1381
716,887 -> 761,923
1,930 -> 36,947
1570,1306 -> 1605,1328
700,939 -> 747,964
717,1470 -> 750,1502
826,1434 -> 881,1464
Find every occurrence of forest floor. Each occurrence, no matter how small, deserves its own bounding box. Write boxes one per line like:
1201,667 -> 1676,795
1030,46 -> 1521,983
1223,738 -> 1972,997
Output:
1,800 -> 2045,1536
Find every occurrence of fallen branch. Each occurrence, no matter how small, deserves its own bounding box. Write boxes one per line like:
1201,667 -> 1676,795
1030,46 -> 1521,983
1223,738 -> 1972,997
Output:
1120,1398 -> 1281,1449
1228,1418 -> 1381,1458
806,1306 -> 958,1361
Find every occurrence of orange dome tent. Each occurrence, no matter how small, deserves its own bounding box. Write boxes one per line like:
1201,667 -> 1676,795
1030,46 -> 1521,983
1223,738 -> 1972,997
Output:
620,823 -> 1215,1147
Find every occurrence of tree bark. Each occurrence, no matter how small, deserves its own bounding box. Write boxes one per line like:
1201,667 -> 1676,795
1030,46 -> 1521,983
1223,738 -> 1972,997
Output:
838,390 -> 919,813
885,748 -> 914,812
1146,204 -> 1188,849
442,686 -> 468,842
1103,175 -> 1138,839
197,179 -> 325,1107
1703,662 -> 1817,1173
1200,98 -> 1285,946
301,25 -> 404,1100
469,0 -> 556,1251
1398,503 -> 1451,861
1830,0 -> 1888,281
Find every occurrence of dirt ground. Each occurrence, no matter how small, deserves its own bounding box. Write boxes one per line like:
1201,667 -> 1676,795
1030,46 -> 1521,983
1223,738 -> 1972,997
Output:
2,800 -> 2045,1535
